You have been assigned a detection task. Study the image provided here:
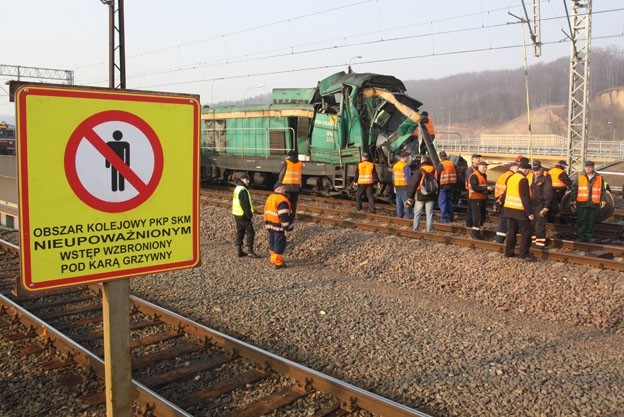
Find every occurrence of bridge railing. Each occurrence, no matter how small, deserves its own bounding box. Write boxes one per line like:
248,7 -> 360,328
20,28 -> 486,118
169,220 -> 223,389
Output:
435,135 -> 624,160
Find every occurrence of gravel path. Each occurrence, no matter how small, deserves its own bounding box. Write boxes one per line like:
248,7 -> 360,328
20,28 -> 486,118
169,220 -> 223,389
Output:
129,205 -> 624,417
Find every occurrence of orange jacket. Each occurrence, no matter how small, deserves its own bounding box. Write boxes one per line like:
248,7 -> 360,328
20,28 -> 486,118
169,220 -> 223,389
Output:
548,167 -> 567,188
576,174 -> 603,204
264,193 -> 292,232
393,160 -> 409,186
438,160 -> 457,186
282,160 -> 302,186
468,170 -> 488,200
423,117 -> 435,136
495,170 -> 514,200
357,161 -> 375,184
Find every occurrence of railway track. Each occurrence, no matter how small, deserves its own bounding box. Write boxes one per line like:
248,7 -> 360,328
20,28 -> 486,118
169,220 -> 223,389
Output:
0,238 -> 430,417
209,185 -> 624,239
201,190 -> 624,271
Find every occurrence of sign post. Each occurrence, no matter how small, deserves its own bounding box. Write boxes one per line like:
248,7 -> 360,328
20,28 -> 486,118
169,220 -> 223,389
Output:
15,84 -> 200,416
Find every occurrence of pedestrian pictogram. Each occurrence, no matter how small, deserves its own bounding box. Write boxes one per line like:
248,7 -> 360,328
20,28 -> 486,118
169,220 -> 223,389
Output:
64,110 -> 164,213
15,84 -> 200,292
107,130 -> 130,192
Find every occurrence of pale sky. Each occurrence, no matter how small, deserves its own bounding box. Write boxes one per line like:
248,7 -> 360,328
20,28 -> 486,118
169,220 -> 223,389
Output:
2,0 -> 623,119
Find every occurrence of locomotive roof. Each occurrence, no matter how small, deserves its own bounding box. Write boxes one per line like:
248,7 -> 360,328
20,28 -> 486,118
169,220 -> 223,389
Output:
202,102 -> 315,114
318,71 -> 406,95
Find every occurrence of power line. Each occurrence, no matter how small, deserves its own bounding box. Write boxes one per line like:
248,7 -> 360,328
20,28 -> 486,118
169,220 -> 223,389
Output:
80,6 -> 624,87
135,32 -> 624,90
74,0 -> 375,70
75,1 -> 533,74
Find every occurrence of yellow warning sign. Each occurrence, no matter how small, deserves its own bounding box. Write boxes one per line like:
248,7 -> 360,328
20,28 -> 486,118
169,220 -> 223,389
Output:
16,84 -> 200,291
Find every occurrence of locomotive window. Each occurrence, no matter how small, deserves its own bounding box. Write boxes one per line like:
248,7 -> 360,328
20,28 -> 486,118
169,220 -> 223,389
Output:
297,118 -> 310,138
270,131 -> 286,155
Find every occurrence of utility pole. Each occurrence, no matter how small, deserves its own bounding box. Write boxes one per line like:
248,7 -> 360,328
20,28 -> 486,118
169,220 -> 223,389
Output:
100,2 -> 131,417
531,0 -> 542,57
101,0 -> 126,89
565,0 -> 592,173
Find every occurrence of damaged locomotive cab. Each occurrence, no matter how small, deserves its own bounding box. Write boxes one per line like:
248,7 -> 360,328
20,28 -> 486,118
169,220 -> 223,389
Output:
200,71 -> 437,197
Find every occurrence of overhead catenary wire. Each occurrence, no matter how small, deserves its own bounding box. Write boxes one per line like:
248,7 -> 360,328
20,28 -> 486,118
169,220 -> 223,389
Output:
76,1 -> 542,76
134,32 -> 624,90
77,6 -> 624,89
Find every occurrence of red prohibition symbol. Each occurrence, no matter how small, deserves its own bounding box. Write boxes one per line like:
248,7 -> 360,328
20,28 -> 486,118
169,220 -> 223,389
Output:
64,110 -> 164,213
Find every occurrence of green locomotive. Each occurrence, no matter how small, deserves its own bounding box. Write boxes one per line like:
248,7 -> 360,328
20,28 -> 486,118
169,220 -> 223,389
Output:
200,71 -> 437,196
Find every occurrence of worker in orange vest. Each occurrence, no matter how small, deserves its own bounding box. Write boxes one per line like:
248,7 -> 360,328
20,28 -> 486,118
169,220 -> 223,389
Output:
278,150 -> 303,217
464,154 -> 481,228
419,111 -> 435,155
436,150 -> 457,222
392,151 -> 413,218
468,161 -> 493,239
354,153 -> 379,213
569,161 -> 607,242
264,183 -> 294,268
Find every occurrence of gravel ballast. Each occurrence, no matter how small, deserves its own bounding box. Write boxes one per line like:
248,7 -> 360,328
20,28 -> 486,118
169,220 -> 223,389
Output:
1,204 -> 622,417
130,205 -> 623,417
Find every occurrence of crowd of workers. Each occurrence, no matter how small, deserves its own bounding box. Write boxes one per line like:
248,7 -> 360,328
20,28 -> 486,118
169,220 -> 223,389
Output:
397,152 -> 608,261
231,112 -> 609,265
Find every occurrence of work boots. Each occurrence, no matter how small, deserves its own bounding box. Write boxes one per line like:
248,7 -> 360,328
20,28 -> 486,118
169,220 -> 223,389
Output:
236,246 -> 248,257
245,247 -> 261,258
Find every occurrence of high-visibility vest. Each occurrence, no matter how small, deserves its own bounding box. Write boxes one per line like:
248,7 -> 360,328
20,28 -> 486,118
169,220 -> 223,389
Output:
282,160 -> 302,185
439,160 -> 457,185
264,193 -> 291,231
548,167 -> 567,188
465,166 -> 477,190
232,185 -> 253,216
357,161 -> 375,184
393,160 -> 408,186
468,170 -> 487,200
504,173 -> 527,210
495,170 -> 514,199
423,117 -> 435,136
577,174 -> 603,204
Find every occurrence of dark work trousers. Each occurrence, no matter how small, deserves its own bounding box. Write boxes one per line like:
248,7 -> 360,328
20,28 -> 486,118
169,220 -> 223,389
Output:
505,217 -> 532,258
495,205 -> 507,243
286,191 -> 299,218
465,196 -> 473,227
548,188 -> 567,223
356,184 -> 376,213
469,199 -> 487,238
576,205 -> 599,242
234,216 -> 255,248
531,208 -> 548,247
267,230 -> 287,255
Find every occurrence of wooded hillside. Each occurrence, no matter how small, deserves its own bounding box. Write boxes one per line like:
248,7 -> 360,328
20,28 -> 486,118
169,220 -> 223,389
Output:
404,46 -> 624,140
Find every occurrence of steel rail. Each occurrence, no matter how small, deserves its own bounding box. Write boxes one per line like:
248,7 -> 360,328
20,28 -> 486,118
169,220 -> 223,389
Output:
203,188 -> 624,235
202,193 -> 624,270
202,192 -> 624,258
295,212 -> 624,270
129,295 -> 432,417
0,291 -> 193,417
1,239 -> 431,417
